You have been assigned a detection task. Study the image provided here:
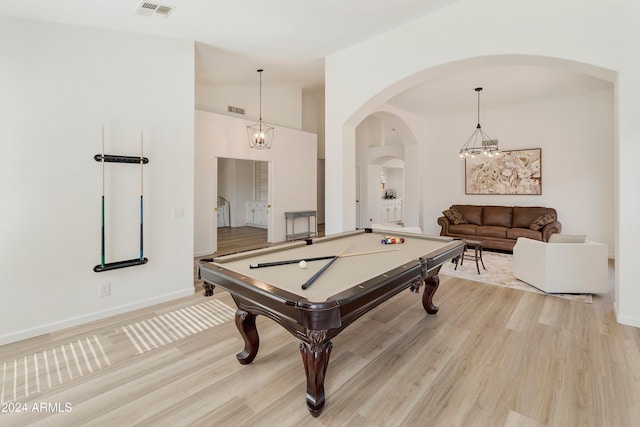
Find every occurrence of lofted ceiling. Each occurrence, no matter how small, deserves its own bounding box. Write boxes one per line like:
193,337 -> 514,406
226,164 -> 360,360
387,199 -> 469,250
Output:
1,0 -> 613,114
387,64 -> 614,115
0,0 -> 461,88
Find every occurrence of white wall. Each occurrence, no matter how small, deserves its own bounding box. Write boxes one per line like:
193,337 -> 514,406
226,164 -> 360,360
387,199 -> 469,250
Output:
384,167 -> 404,199
419,90 -> 614,253
234,160 -> 255,226
217,158 -> 254,227
324,0 -> 640,327
217,158 -> 235,226
355,111 -> 422,230
303,88 -> 326,224
317,159 -> 325,225
0,17 -> 195,344
196,85 -> 302,130
194,111 -> 317,256
302,88 -> 326,159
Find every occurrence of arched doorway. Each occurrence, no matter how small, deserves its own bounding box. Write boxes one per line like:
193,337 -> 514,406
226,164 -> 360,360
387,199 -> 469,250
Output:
355,111 -> 420,229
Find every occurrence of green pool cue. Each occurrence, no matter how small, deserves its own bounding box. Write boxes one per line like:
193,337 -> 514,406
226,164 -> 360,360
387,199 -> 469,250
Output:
100,126 -> 105,267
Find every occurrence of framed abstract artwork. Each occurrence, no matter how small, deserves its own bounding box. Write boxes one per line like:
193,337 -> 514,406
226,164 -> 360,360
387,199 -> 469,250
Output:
465,148 -> 541,195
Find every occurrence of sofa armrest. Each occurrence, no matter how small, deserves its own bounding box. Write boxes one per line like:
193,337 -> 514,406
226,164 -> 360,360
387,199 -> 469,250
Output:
541,221 -> 562,242
437,216 -> 450,236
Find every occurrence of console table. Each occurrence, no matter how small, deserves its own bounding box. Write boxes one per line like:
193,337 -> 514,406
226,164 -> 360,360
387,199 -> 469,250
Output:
285,210 -> 317,241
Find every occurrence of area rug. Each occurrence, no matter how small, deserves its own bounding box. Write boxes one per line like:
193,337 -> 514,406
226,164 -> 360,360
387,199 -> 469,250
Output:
440,250 -> 592,303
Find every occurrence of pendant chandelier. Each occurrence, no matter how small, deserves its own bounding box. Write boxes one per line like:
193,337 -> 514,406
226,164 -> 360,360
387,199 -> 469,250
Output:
459,87 -> 500,158
247,69 -> 274,149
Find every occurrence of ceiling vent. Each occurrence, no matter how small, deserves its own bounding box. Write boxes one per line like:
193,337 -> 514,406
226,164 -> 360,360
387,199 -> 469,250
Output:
135,2 -> 175,18
228,106 -> 245,115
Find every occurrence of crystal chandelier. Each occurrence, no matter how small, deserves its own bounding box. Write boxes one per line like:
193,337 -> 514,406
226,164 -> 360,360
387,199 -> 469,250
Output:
247,69 -> 274,149
459,87 -> 500,158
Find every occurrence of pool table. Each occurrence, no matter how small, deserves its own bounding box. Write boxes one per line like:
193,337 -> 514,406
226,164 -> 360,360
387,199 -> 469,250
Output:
198,228 -> 464,416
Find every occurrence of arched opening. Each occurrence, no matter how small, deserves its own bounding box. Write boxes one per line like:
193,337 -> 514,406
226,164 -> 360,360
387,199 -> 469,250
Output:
340,55 -> 615,253
355,111 -> 420,229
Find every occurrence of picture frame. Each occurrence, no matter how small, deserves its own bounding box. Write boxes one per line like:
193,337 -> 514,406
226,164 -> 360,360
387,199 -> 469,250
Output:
465,148 -> 541,195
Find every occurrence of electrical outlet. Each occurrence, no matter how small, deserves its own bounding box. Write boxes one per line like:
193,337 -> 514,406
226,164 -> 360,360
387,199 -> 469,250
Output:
99,283 -> 110,297
172,207 -> 184,219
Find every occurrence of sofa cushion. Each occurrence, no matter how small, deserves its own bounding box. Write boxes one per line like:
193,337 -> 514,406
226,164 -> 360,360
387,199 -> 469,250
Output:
448,224 -> 477,235
476,225 -> 507,239
512,207 -> 556,228
442,208 -> 467,225
507,228 -> 542,241
482,206 -> 512,227
529,212 -> 557,231
451,205 -> 483,225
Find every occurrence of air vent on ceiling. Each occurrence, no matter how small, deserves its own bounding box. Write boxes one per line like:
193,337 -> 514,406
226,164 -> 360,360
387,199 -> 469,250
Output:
135,2 -> 175,18
228,106 -> 245,115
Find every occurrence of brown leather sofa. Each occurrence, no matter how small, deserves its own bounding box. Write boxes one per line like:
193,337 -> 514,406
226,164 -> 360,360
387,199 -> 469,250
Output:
437,205 -> 562,251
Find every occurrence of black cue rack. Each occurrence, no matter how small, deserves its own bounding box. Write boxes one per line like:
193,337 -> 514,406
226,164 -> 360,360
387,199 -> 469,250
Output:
94,257 -> 148,272
93,152 -> 149,272
94,154 -> 149,164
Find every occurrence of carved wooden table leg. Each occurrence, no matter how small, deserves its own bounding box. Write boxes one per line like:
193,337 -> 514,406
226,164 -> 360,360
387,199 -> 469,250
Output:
299,330 -> 332,417
203,282 -> 215,297
235,309 -> 259,365
422,274 -> 440,314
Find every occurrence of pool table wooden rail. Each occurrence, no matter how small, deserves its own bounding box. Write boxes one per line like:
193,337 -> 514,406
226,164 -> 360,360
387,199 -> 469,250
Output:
197,230 -> 464,416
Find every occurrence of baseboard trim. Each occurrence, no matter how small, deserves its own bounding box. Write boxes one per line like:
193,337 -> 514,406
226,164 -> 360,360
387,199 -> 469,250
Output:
194,249 -> 214,257
615,305 -> 640,329
0,287 -> 195,346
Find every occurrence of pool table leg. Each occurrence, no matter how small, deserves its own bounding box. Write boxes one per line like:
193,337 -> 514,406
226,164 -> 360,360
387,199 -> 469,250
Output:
422,274 -> 440,314
299,330 -> 333,417
235,309 -> 259,364
203,282 -> 215,297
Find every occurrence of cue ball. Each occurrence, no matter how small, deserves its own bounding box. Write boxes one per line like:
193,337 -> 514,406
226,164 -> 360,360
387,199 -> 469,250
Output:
299,260 -> 307,269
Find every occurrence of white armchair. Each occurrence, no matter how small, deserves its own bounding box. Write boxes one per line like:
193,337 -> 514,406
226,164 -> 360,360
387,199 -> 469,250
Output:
512,237 -> 609,294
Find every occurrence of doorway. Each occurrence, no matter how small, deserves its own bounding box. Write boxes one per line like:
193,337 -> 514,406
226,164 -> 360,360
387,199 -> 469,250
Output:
216,157 -> 270,254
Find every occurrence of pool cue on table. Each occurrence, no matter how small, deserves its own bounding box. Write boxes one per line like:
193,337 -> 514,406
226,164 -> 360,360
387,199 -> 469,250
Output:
250,247 -> 400,269
339,247 -> 400,258
100,126 -> 105,268
250,255 -> 335,269
139,132 -> 144,261
301,242 -> 354,290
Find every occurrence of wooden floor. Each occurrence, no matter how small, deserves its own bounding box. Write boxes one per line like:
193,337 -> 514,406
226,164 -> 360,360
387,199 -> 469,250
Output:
215,226 -> 269,255
1,227 -> 639,426
214,224 -> 325,256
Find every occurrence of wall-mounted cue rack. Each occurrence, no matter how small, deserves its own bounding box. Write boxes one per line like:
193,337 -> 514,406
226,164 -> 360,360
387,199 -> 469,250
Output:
93,127 -> 149,272
93,154 -> 149,164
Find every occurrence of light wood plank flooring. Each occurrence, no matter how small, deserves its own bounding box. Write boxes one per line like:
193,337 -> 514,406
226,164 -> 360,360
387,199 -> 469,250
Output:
1,228 -> 638,427
215,226 -> 269,255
